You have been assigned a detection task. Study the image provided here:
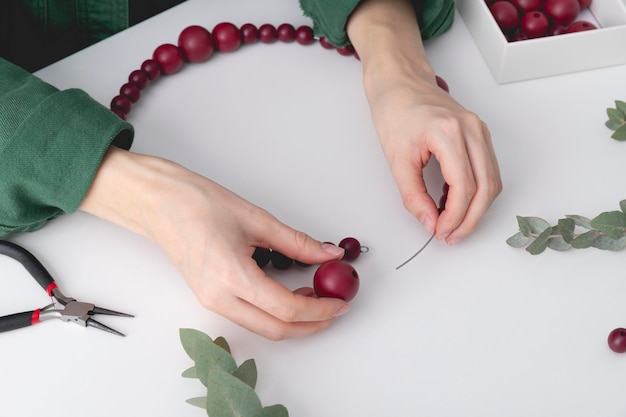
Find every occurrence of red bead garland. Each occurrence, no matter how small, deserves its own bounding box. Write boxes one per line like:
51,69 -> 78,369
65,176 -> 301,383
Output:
109,21 -> 361,120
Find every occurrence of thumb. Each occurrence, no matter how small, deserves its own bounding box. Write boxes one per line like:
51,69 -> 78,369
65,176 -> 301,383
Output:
266,227 -> 345,266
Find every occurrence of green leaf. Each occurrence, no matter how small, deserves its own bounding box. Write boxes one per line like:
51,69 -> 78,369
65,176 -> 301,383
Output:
557,218 -> 575,243
206,369 -> 263,417
195,339 -> 238,387
565,214 -> 593,230
214,336 -> 231,354
593,235 -> 626,251
606,107 -> 625,125
256,404 -> 289,417
526,227 -> 551,255
186,397 -> 207,409
506,231 -> 529,248
606,120 -> 623,130
571,230 -> 599,248
233,358 -> 258,389
547,227 -> 570,251
182,366 -> 198,378
611,124 -> 626,141
620,200 -> 626,214
517,216 -> 551,235
590,211 -> 626,239
615,100 -> 626,114
180,328 -> 213,361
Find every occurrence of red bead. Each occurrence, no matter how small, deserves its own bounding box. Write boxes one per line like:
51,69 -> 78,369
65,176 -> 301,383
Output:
258,23 -> 277,44
110,95 -> 132,115
295,26 -> 314,45
153,43 -> 184,75
435,75 -> 449,93
213,22 -> 242,52
339,237 -> 361,261
240,23 -> 259,44
178,25 -> 214,63
141,59 -> 161,80
319,37 -> 334,49
128,69 -> 148,89
336,45 -> 354,56
608,328 -> 626,353
120,82 -> 140,103
277,23 -> 295,42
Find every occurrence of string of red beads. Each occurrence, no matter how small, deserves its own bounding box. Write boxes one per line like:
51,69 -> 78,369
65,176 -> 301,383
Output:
110,22 -> 359,119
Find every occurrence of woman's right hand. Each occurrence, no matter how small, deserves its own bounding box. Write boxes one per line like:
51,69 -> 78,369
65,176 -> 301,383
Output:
80,147 -> 350,340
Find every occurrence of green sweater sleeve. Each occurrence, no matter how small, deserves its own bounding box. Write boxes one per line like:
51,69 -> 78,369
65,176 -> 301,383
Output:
0,58 -> 134,237
299,0 -> 454,47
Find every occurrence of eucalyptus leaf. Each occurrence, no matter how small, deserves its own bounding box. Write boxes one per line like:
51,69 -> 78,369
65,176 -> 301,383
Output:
256,404 -> 289,417
612,124 -> 626,141
214,336 -> 231,354
607,107 -> 625,124
506,232 -> 529,248
518,216 -> 551,234
606,119 -> 623,130
186,397 -> 207,409
620,199 -> 626,214
593,235 -> 626,251
526,227 -> 551,255
206,369 -> 263,417
195,339 -> 238,387
233,358 -> 258,389
547,226 -> 570,251
180,328 -> 213,361
565,214 -> 593,230
557,218 -> 575,243
182,366 -> 198,378
615,100 -> 626,114
590,211 -> 626,239
516,216 -> 531,237
571,230 -> 599,249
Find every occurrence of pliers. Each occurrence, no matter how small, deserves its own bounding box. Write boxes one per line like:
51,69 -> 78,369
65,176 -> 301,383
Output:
0,240 -> 133,336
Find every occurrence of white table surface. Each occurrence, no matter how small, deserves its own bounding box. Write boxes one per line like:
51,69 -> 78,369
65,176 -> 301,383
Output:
3,0 -> 626,416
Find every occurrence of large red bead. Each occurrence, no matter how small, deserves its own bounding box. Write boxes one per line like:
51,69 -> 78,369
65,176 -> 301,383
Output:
178,25 -> 214,63
240,23 -> 259,44
277,23 -> 295,42
141,59 -> 161,80
213,22 -> 242,52
258,23 -> 277,43
153,43 -> 184,75
295,26 -> 314,45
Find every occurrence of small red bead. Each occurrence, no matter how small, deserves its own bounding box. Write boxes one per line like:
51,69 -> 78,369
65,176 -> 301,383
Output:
141,59 -> 161,80
319,37 -> 334,49
178,25 -> 214,63
336,45 -> 354,56
120,82 -> 140,103
339,237 -> 361,261
110,95 -> 132,115
128,69 -> 149,89
295,26 -> 314,45
258,23 -> 277,43
277,23 -> 295,42
240,23 -> 259,44
153,43 -> 184,75
213,22 -> 242,52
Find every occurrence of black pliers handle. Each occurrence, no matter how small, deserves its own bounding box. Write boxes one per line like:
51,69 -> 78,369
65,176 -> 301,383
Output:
0,240 -> 133,336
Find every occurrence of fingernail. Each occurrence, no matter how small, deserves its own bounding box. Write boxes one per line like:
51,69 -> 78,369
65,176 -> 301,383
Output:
419,215 -> 435,234
436,231 -> 451,241
446,236 -> 460,246
322,242 -> 344,257
334,304 -> 350,317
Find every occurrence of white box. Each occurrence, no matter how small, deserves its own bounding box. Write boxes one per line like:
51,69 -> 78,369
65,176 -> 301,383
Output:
456,0 -> 626,83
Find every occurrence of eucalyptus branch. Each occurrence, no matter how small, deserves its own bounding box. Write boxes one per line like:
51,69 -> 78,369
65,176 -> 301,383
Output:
507,200 -> 626,255
606,100 -> 626,141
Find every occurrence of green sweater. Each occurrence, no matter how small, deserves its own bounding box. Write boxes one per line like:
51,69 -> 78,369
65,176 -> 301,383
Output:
0,0 -> 453,237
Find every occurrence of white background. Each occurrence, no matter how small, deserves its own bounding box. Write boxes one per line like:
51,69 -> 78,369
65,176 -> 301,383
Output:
2,0 -> 626,416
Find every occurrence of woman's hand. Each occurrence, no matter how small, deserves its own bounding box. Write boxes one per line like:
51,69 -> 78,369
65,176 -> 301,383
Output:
347,0 -> 502,244
80,147 -> 349,340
